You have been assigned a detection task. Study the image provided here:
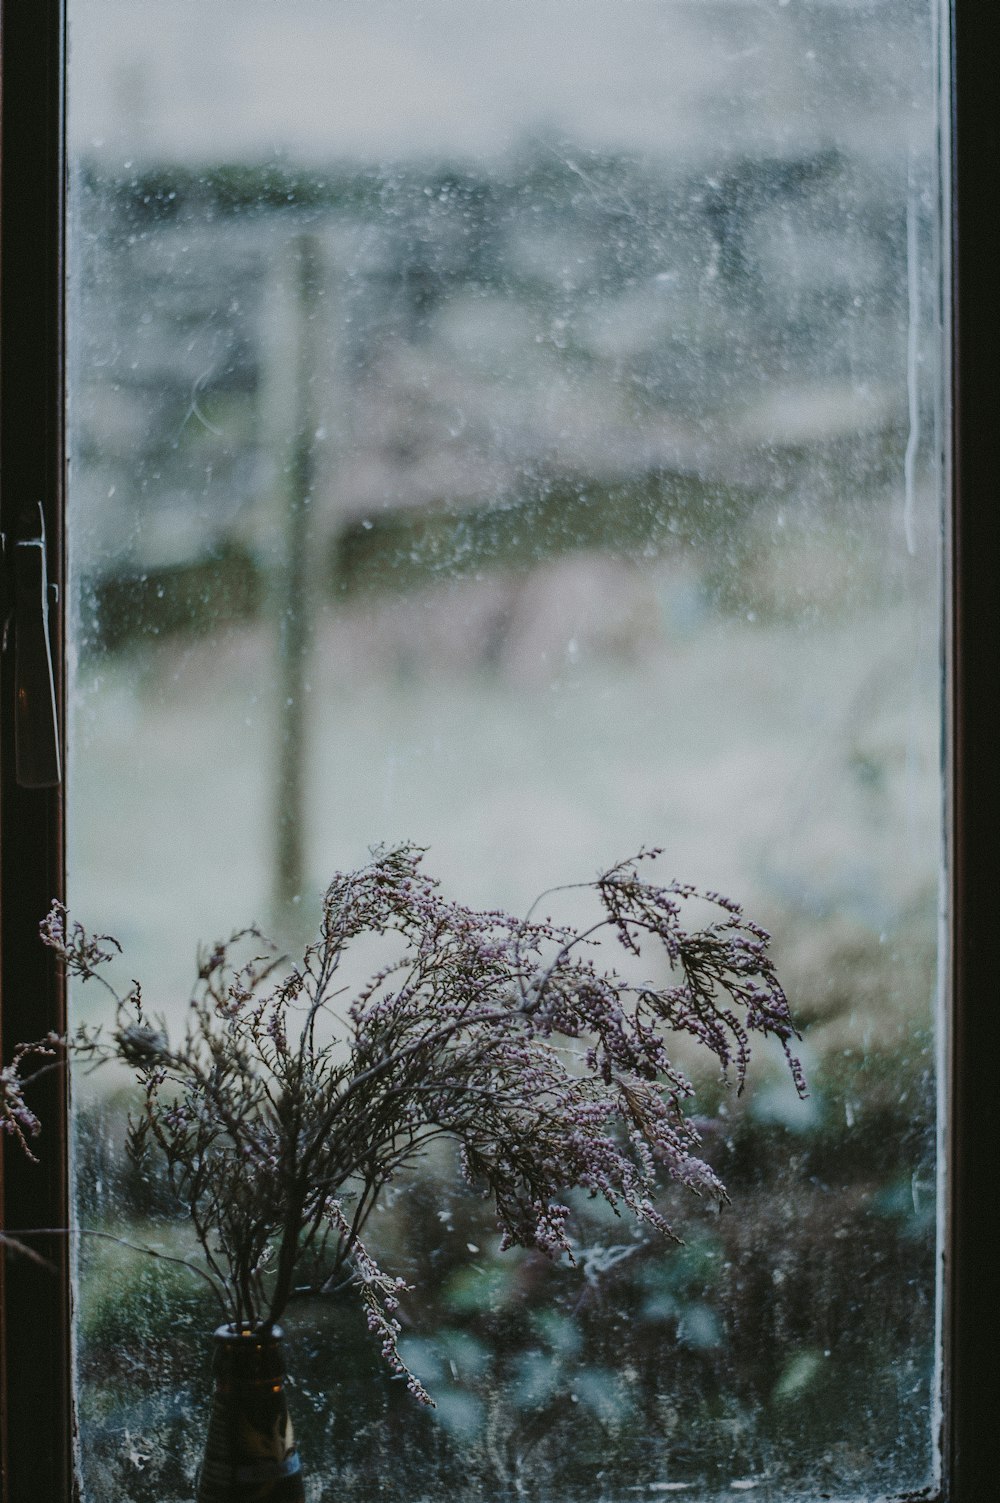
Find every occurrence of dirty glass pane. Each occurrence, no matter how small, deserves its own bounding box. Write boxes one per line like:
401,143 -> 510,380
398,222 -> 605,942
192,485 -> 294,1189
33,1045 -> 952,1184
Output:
67,1 -> 946,1498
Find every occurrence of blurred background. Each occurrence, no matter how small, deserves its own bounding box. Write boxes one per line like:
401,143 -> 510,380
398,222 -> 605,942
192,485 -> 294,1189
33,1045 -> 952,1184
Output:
66,2 -> 945,1499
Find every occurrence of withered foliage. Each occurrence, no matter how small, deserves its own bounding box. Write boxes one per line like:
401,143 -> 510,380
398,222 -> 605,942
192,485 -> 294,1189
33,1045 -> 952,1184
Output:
9,847 -> 803,1400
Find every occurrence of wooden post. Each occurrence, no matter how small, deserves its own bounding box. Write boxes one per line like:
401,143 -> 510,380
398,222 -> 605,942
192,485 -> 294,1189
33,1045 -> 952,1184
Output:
273,232 -> 325,929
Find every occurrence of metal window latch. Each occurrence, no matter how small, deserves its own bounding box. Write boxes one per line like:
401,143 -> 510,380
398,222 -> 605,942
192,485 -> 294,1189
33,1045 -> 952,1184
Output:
1,502 -> 62,788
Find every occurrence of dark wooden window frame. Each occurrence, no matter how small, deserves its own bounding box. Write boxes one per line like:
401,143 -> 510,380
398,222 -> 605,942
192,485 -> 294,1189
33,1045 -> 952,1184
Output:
0,2 -> 996,1499
1,1 -> 69,1500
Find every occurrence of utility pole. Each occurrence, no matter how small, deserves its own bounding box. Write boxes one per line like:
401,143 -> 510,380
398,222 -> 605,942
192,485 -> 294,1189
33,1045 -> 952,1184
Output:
273,231 -> 325,930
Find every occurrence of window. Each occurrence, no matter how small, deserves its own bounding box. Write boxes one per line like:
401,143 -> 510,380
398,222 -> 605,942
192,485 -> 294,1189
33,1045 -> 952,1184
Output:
2,3 -> 995,1500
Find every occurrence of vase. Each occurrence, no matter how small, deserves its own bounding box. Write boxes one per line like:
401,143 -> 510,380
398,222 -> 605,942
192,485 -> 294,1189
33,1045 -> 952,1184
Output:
196,1323 -> 305,1503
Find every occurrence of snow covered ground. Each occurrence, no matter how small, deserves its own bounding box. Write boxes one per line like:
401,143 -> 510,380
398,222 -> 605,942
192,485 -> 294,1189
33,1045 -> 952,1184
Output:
69,528 -> 940,1043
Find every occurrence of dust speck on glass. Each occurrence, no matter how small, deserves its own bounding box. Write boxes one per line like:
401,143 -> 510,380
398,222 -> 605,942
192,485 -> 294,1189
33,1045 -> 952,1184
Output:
67,1 -> 946,1499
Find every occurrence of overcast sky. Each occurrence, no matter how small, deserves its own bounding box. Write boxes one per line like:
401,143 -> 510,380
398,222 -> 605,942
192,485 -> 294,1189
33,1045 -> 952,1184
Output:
68,0 -> 931,168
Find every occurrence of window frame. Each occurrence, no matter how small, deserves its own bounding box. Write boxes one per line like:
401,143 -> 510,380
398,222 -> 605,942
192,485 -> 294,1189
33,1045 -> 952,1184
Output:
0,2 -> 70,1500
0,1 -> 995,1499
943,2 -> 1000,1496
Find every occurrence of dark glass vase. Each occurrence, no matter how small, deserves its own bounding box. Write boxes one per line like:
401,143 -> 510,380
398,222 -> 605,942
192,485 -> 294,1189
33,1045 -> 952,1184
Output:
196,1324 -> 305,1503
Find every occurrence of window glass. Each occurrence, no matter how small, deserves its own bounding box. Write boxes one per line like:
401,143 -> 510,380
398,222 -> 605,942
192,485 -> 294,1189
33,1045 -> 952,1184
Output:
67,2 -> 945,1498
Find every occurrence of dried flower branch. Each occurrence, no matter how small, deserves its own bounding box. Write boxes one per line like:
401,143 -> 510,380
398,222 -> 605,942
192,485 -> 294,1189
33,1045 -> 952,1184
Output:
18,846 -> 803,1400
0,1030 -> 72,1161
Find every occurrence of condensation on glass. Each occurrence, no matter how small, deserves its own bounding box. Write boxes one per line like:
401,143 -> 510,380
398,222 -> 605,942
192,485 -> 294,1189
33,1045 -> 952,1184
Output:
66,2 -> 946,1498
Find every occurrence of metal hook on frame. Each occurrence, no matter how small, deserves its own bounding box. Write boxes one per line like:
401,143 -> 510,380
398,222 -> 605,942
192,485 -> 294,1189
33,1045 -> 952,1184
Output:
1,501 -> 61,789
